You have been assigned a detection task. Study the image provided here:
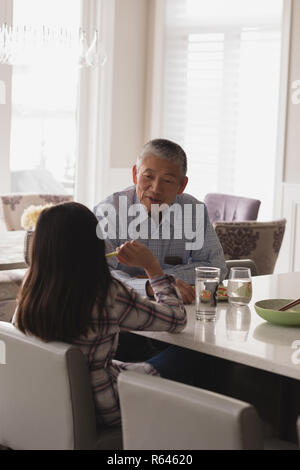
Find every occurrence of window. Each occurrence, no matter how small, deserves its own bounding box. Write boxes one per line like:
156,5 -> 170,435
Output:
9,0 -> 81,195
160,0 -> 283,219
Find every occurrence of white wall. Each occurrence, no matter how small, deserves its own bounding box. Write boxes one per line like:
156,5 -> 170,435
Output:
276,0 -> 300,273
110,0 -> 149,169
101,0 -> 150,199
284,0 -> 300,184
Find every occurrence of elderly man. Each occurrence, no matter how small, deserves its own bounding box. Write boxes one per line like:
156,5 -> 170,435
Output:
94,139 -> 227,304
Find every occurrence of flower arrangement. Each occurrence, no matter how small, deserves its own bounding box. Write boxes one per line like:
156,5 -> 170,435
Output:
21,204 -> 53,231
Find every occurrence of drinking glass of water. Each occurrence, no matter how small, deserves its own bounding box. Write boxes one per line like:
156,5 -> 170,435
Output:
195,267 -> 221,321
227,267 -> 252,305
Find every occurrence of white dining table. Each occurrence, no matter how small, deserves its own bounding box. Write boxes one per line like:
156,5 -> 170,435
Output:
134,271 -> 300,381
1,230 -> 299,382
0,231 -> 27,270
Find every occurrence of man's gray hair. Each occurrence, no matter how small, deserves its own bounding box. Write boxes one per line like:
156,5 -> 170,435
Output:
137,139 -> 187,178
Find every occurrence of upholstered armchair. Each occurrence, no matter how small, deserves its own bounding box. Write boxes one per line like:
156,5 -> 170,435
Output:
214,219 -> 286,276
204,193 -> 261,223
0,194 -> 73,231
0,269 -> 26,323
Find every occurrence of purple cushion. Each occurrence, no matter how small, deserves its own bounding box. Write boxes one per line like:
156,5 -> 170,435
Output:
204,193 -> 261,223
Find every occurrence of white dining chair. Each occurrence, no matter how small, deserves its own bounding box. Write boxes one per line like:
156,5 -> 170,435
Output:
118,371 -> 297,450
0,322 -> 122,450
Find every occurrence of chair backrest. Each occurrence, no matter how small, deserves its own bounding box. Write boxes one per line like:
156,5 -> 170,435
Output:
214,219 -> 286,275
204,193 -> 261,223
0,194 -> 73,231
118,371 -> 263,450
0,321 -> 98,450
225,259 -> 258,278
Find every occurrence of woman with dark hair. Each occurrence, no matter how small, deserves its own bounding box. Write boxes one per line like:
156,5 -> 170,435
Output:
13,202 -> 193,427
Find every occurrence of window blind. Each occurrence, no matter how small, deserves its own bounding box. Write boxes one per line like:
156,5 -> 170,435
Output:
162,0 -> 283,215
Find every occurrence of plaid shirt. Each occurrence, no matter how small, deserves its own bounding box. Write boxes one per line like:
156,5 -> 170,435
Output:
94,186 -> 227,296
72,274 -> 186,427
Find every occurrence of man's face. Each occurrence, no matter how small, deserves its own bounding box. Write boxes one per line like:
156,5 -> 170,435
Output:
132,155 -> 188,213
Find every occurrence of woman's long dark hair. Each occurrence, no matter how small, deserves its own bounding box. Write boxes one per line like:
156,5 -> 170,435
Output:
17,202 -> 112,342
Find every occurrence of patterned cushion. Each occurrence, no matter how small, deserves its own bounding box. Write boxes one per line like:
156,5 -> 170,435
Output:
213,219 -> 286,275
0,194 -> 73,231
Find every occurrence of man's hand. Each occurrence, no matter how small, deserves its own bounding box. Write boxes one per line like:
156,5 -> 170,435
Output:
147,278 -> 195,304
